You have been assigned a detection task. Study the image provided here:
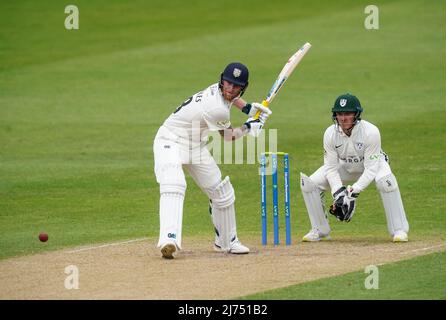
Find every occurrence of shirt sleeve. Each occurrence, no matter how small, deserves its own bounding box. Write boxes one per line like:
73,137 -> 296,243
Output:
323,127 -> 343,195
351,126 -> 382,192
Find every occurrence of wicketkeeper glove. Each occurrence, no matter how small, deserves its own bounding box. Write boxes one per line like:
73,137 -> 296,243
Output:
342,185 -> 359,222
329,186 -> 347,221
329,186 -> 360,222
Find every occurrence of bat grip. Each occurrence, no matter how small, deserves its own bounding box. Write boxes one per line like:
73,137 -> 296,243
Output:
254,100 -> 270,119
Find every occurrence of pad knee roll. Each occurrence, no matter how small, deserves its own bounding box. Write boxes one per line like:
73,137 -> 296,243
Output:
157,164 -> 187,195
376,173 -> 398,193
210,176 -> 235,208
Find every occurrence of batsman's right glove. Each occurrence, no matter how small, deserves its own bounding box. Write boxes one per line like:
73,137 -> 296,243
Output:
244,110 -> 271,138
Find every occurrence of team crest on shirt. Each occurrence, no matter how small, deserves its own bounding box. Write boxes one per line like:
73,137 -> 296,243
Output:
340,99 -> 347,107
233,68 -> 242,78
217,120 -> 230,128
356,142 -> 364,150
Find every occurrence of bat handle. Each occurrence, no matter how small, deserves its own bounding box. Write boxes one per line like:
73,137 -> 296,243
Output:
253,100 -> 270,119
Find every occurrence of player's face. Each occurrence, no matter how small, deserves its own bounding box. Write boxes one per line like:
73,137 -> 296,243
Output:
336,112 -> 356,131
222,80 -> 243,101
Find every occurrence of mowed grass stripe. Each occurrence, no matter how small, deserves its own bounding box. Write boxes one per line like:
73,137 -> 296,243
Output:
1,0 -> 445,261
240,250 -> 446,300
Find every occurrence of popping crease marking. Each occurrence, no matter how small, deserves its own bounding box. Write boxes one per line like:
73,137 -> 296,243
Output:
67,237 -> 148,253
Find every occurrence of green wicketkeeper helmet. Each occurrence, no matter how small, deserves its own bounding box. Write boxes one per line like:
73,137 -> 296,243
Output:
331,93 -> 363,120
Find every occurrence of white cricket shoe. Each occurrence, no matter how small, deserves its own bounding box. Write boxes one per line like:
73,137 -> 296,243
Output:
160,242 -> 177,259
302,229 -> 331,242
393,230 -> 408,242
214,238 -> 250,254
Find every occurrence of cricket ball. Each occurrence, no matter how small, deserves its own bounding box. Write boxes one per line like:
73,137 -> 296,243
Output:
39,232 -> 48,242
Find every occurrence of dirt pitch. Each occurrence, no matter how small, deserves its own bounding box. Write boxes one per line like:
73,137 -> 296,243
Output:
1,236 -> 445,300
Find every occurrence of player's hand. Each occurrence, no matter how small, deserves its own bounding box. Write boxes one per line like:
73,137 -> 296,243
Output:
330,186 -> 348,221
345,185 -> 359,199
342,185 -> 359,222
332,186 -> 347,207
249,102 -> 272,118
242,102 -> 272,118
244,111 -> 270,137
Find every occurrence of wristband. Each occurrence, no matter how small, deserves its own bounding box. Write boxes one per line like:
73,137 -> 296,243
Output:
241,103 -> 252,115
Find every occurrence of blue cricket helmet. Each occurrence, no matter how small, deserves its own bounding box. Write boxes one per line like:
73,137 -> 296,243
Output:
220,62 -> 249,96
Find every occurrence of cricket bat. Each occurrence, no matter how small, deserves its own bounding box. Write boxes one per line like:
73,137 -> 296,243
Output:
254,42 -> 312,119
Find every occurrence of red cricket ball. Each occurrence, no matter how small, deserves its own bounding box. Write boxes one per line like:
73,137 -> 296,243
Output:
39,232 -> 48,242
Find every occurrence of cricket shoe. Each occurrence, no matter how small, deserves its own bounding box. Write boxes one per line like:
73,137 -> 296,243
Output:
302,229 -> 331,242
214,238 -> 250,254
393,230 -> 408,242
160,242 -> 177,259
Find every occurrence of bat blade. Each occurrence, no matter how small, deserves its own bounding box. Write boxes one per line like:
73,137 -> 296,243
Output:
254,42 -> 311,119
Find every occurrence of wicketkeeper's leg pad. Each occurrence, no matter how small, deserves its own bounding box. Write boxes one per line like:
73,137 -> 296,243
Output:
301,173 -> 330,236
376,173 -> 409,236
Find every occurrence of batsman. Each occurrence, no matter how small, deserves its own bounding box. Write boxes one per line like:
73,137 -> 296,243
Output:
153,62 -> 271,259
300,93 -> 409,242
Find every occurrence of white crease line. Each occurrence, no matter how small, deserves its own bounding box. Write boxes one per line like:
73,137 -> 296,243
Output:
405,243 -> 446,253
67,237 -> 149,253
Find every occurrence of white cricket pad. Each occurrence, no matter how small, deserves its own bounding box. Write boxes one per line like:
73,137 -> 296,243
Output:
300,173 -> 330,236
157,164 -> 186,249
376,174 -> 409,236
210,176 -> 236,251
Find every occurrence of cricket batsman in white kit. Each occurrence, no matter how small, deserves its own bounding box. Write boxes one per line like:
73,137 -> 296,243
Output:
301,93 -> 409,242
153,62 -> 272,259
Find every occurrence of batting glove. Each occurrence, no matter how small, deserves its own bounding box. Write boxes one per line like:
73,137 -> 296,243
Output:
242,102 -> 272,118
244,111 -> 270,138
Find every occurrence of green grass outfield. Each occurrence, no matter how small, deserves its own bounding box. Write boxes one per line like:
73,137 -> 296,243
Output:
1,0 -> 445,298
241,250 -> 446,300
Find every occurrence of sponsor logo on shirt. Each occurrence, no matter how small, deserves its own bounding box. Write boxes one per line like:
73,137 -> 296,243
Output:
340,156 -> 364,163
217,120 -> 230,128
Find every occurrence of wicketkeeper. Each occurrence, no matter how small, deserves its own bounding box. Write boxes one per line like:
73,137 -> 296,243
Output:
300,93 -> 409,242
153,62 -> 271,258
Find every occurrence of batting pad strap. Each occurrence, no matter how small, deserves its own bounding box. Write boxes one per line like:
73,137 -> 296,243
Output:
210,176 -> 235,208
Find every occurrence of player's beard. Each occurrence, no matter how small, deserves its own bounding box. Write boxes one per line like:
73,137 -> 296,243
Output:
222,87 -> 241,102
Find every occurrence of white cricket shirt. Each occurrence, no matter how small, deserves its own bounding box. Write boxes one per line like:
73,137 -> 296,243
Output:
323,120 -> 384,194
